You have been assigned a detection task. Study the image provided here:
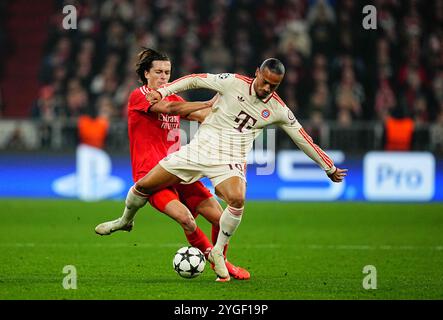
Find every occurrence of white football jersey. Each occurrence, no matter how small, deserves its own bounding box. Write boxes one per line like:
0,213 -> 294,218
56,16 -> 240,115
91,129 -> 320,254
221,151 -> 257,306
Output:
157,73 -> 335,173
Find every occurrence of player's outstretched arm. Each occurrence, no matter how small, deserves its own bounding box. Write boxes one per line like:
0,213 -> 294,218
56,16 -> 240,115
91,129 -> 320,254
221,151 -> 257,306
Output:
184,94 -> 219,122
148,99 -> 212,116
148,73 -> 234,101
279,118 -> 347,182
183,107 -> 211,123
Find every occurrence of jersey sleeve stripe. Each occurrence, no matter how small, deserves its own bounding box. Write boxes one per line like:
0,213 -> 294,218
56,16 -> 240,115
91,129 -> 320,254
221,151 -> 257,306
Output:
301,128 -> 334,167
235,74 -> 253,83
299,128 -> 333,167
271,93 -> 286,107
264,93 -> 273,103
299,128 -> 334,168
300,128 -> 334,167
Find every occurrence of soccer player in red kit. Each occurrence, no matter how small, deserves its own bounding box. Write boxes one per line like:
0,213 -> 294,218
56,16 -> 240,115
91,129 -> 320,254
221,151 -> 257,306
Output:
95,48 -> 250,280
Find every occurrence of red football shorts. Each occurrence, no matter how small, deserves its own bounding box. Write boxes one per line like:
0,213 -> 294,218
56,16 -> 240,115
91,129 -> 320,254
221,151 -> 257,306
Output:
148,181 -> 213,216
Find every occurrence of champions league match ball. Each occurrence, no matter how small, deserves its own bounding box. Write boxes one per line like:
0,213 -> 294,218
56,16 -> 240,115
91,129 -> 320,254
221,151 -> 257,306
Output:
173,246 -> 206,278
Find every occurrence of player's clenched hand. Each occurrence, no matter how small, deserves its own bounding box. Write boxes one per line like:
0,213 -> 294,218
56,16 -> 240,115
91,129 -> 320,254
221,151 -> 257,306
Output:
327,167 -> 348,183
146,90 -> 162,104
207,93 -> 220,108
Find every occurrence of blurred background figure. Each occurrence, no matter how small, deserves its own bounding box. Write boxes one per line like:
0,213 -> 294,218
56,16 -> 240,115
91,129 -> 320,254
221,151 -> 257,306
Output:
383,106 -> 415,151
31,85 -> 60,148
77,101 -> 111,150
52,101 -> 124,201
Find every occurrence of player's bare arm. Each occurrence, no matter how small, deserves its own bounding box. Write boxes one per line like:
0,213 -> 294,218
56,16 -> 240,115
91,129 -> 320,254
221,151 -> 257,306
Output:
183,107 -> 211,122
148,99 -> 212,116
184,94 -> 219,122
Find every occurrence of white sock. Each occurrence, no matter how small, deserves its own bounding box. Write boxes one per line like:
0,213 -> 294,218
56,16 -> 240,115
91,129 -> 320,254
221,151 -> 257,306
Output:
213,206 -> 243,252
120,186 -> 148,224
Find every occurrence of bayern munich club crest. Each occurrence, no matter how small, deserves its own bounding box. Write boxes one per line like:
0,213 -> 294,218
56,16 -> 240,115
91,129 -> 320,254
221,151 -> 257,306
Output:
261,109 -> 271,119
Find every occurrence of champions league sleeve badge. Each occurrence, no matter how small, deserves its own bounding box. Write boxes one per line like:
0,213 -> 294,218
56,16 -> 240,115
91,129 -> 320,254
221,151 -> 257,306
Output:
218,73 -> 231,79
287,109 -> 296,125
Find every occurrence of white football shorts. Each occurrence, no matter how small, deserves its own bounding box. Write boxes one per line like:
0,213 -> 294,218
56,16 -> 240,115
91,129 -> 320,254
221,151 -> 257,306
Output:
159,146 -> 247,187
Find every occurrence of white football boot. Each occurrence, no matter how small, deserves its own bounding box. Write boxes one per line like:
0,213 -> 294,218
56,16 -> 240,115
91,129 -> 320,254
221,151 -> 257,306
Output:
208,247 -> 230,281
95,218 -> 133,235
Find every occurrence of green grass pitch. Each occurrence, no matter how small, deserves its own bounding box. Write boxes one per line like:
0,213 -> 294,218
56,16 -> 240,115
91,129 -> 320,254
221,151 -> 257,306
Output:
0,199 -> 442,300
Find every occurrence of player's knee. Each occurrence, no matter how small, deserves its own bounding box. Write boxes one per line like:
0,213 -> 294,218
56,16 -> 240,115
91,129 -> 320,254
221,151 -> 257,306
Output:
178,214 -> 196,232
215,189 -> 226,202
226,193 -> 245,209
134,182 -> 150,195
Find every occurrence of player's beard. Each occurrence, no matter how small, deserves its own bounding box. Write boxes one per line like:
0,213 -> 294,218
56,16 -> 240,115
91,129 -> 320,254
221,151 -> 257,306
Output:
256,90 -> 270,100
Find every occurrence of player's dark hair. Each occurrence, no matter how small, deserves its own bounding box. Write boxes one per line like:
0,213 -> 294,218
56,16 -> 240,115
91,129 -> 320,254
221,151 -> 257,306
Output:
260,58 -> 285,75
136,48 -> 170,85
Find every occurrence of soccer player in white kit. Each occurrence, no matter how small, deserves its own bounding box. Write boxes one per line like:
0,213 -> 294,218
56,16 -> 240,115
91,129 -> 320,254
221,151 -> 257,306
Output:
139,58 -> 347,281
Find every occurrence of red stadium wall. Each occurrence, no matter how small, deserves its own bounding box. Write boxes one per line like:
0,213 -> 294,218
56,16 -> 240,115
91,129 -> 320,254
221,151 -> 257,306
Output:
1,0 -> 54,118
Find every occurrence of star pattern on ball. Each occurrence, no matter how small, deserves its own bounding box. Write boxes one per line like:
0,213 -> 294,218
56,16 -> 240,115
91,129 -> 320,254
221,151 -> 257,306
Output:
173,246 -> 206,278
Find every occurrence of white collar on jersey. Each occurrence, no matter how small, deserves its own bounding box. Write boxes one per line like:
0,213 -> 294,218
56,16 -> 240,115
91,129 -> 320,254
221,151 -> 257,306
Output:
249,78 -> 273,104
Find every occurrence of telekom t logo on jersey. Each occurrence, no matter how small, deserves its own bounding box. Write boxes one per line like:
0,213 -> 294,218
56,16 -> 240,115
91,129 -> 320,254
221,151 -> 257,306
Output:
234,111 -> 257,132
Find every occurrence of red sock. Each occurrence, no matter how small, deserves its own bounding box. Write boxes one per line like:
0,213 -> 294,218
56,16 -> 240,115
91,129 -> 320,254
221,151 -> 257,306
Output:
211,225 -> 228,257
211,225 -> 219,245
185,227 -> 213,257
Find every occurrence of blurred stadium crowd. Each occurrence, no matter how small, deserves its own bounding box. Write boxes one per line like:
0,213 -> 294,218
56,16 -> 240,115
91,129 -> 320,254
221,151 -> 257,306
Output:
1,0 -> 443,152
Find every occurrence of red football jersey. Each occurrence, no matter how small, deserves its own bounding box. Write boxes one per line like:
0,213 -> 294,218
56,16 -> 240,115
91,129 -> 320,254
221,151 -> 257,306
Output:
127,85 -> 184,182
